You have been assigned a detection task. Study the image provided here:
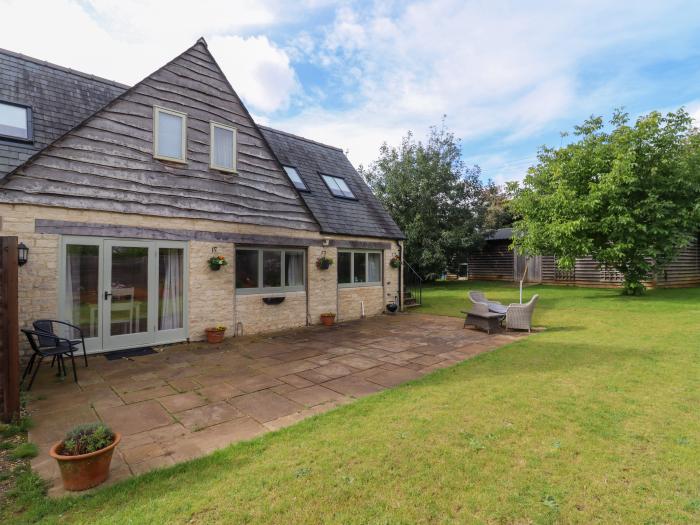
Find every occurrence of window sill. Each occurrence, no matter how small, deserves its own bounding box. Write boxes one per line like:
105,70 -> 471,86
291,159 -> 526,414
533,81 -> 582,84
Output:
236,288 -> 305,296
338,282 -> 382,289
154,155 -> 187,165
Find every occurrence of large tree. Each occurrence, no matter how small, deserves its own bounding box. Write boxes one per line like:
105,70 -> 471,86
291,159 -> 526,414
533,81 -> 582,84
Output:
360,122 -> 487,276
510,108 -> 700,295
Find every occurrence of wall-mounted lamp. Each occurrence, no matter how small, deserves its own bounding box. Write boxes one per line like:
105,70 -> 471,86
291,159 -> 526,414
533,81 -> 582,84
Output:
17,242 -> 28,266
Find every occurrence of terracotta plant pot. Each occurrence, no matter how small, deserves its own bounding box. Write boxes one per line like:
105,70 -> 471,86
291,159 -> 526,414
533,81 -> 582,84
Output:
320,313 -> 336,326
50,432 -> 121,491
205,328 -> 226,343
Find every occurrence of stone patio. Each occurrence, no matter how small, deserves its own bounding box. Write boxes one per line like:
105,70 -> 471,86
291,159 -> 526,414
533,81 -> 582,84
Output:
26,313 -> 527,496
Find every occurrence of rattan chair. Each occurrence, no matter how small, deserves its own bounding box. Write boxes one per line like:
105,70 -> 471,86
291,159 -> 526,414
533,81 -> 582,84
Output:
505,294 -> 539,332
468,290 -> 507,315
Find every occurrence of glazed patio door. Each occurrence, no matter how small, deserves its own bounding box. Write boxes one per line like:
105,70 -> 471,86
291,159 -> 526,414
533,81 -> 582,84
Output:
60,237 -> 187,353
103,240 -> 155,351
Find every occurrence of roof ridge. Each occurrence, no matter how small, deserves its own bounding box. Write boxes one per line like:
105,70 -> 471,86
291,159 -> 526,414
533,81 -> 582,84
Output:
258,125 -> 344,152
0,47 -> 129,90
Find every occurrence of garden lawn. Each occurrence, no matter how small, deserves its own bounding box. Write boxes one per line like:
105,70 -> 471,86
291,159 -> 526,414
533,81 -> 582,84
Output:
4,282 -> 700,524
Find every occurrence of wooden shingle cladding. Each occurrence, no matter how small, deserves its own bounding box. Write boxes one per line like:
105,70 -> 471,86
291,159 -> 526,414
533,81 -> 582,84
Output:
0,41 -> 318,232
473,229 -> 700,288
466,240 -> 514,281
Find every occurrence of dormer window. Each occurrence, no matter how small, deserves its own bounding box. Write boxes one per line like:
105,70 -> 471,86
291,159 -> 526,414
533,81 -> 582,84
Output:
0,101 -> 32,142
321,174 -> 355,199
153,106 -> 186,163
210,122 -> 237,173
283,166 -> 307,191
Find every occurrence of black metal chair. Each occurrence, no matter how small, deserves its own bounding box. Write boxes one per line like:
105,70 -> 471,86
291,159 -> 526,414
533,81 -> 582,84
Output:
21,329 -> 79,390
33,319 -> 88,367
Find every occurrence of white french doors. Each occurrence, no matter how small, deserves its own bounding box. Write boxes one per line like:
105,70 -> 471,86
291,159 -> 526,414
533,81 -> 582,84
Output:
59,237 -> 188,354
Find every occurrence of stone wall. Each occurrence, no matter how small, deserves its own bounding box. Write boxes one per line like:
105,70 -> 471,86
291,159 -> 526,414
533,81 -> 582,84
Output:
234,291 -> 307,335
0,212 -> 59,360
307,246 -> 337,323
188,241 -> 234,342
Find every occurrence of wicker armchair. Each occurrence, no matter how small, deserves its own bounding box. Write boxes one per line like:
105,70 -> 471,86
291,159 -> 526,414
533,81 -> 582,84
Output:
468,290 -> 507,315
505,294 -> 539,332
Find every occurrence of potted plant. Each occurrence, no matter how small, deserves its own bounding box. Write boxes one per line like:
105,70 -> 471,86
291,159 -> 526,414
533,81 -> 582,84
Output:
208,255 -> 228,271
49,423 -> 121,491
319,312 -> 336,326
316,255 -> 334,270
389,255 -> 401,268
205,326 -> 226,343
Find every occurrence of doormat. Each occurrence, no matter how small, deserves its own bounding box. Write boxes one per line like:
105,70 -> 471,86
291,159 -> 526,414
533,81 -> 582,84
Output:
105,347 -> 157,360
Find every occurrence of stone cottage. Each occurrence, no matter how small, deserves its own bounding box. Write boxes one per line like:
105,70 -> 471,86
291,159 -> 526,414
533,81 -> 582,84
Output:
0,38 -> 404,356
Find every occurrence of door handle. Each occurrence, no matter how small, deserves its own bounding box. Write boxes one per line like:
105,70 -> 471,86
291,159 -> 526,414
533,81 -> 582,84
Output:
104,291 -> 113,300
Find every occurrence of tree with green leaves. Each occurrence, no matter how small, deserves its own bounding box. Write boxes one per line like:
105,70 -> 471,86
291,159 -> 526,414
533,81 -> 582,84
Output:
360,121 -> 487,276
510,108 -> 700,295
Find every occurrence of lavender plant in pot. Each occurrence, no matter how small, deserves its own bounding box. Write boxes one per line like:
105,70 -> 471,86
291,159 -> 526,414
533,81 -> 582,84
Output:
50,422 -> 121,491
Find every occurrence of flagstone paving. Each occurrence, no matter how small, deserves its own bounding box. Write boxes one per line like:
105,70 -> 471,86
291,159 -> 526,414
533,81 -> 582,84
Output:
26,313 -> 528,496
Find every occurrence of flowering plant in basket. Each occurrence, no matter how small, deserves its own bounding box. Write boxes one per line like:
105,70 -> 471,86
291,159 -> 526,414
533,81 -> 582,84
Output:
208,255 -> 228,271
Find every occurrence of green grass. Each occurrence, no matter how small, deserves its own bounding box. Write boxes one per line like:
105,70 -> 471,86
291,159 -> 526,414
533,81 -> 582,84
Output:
4,281 -> 700,524
9,442 -> 38,460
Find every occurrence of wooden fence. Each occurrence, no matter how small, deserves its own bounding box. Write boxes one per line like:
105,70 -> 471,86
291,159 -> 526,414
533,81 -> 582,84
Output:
1,236 -> 20,423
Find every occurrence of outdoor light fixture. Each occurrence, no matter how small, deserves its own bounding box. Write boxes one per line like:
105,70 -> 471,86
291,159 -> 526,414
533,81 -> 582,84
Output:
17,242 -> 28,266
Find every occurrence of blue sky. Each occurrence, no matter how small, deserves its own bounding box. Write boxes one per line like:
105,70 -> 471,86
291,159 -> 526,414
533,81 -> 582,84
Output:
4,0 -> 700,184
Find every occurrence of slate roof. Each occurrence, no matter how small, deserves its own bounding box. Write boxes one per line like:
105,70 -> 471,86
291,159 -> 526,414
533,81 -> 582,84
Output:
0,45 -> 404,240
260,126 -> 404,240
0,48 -> 127,178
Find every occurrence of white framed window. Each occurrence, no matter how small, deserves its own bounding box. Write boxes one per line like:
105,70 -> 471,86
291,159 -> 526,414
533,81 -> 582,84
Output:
153,106 -> 187,163
235,247 -> 306,294
338,250 -> 382,287
210,121 -> 237,173
283,166 -> 308,191
0,101 -> 32,141
321,174 -> 355,199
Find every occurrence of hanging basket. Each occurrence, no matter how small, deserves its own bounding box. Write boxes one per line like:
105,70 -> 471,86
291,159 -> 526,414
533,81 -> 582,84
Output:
389,256 -> 401,269
316,256 -> 334,270
208,255 -> 228,271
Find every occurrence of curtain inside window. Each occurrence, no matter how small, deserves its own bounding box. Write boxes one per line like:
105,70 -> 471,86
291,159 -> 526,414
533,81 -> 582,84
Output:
158,111 -> 183,159
64,245 -> 99,337
159,248 -> 183,330
368,253 -> 381,282
213,126 -> 234,169
285,252 -> 303,287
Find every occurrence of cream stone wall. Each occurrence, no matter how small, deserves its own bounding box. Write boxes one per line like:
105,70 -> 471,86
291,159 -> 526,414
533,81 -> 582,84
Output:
234,291 -> 307,335
0,203 -> 402,356
308,245 -> 338,323
0,213 -> 59,359
188,241 -> 234,341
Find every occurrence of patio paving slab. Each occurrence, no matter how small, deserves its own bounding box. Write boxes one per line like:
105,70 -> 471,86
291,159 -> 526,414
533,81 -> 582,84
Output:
97,401 -> 174,436
26,312 -> 531,497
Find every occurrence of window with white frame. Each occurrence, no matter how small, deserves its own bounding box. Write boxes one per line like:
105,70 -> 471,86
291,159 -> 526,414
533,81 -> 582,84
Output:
210,121 -> 237,172
153,106 -> 186,162
338,250 -> 382,286
236,248 -> 305,293
0,101 -> 32,141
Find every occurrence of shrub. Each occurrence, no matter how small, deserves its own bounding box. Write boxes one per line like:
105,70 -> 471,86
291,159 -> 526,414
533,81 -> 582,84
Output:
60,423 -> 115,456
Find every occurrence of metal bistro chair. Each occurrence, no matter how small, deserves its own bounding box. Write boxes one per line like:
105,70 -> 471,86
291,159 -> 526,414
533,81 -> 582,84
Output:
33,319 -> 88,367
21,329 -> 79,390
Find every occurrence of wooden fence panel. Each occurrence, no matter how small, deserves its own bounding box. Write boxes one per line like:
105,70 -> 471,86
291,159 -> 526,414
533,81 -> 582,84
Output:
1,236 -> 20,423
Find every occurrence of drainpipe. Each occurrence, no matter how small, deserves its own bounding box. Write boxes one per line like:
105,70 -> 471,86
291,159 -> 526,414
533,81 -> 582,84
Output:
399,240 -> 404,311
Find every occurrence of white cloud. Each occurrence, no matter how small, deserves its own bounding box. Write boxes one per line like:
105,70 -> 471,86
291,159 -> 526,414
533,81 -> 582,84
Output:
0,0 -> 298,113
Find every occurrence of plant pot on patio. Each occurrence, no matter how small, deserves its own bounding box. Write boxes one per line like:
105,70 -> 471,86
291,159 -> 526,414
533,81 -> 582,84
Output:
205,326 -> 226,343
320,313 -> 336,326
50,423 -> 121,491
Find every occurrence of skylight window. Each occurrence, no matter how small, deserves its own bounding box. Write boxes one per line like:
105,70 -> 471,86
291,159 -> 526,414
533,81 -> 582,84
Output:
0,101 -> 32,141
321,174 -> 355,199
283,166 -> 307,191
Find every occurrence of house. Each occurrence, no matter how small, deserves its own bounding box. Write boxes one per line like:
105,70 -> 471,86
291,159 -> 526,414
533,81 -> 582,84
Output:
0,39 -> 404,358
467,228 -> 700,287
